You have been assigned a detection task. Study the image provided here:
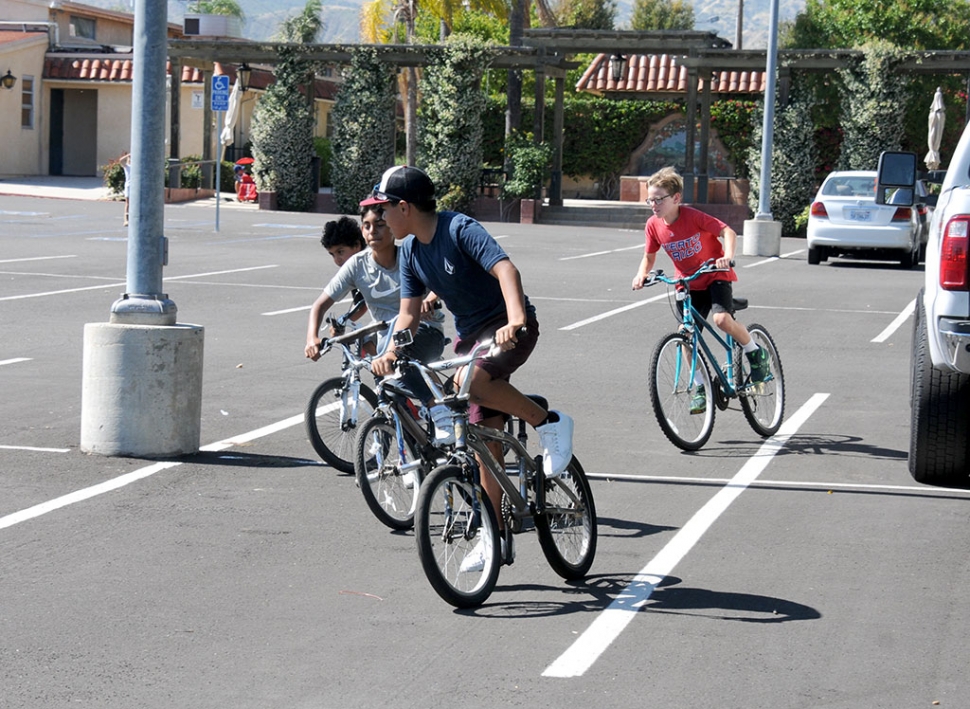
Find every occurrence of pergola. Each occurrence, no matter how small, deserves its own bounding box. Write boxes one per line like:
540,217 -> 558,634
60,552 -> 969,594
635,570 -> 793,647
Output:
167,31 -> 970,205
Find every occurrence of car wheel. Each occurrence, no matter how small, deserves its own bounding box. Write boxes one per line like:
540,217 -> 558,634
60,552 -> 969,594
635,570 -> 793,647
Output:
909,292 -> 970,485
807,246 -> 821,265
900,240 -> 918,269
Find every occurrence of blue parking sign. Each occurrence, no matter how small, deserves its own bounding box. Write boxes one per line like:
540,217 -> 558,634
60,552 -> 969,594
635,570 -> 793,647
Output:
211,74 -> 230,112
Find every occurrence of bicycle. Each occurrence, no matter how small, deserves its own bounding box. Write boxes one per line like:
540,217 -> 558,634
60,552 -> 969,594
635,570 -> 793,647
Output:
303,300 -> 384,473
395,334 -> 597,608
353,369 -> 442,531
642,259 -> 786,451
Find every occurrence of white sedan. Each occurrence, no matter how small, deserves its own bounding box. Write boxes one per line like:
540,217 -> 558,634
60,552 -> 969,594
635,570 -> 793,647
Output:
806,170 -> 922,268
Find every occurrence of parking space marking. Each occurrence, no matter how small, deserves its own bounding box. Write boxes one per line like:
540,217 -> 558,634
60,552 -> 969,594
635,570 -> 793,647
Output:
0,409 -> 314,532
0,358 -> 32,367
872,298 -> 915,343
0,444 -> 70,453
560,244 -> 643,261
542,393 -> 829,679
559,292 -> 670,330
0,255 -> 77,264
0,265 -> 277,301
743,249 -> 806,267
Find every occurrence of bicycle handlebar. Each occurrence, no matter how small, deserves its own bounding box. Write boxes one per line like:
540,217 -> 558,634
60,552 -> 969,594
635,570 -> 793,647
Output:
643,258 -> 735,287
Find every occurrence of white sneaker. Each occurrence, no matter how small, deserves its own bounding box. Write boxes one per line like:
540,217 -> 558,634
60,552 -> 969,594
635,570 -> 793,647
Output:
536,410 -> 574,478
429,404 -> 455,445
459,535 -> 488,573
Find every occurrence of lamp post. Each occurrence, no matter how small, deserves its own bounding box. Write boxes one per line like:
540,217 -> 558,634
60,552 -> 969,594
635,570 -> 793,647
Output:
237,63 -> 251,92
1,70 -> 16,90
609,54 -> 626,82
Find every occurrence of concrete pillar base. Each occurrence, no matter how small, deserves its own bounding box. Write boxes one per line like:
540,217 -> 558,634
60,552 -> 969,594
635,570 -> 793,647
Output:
742,218 -> 782,257
81,322 -> 204,457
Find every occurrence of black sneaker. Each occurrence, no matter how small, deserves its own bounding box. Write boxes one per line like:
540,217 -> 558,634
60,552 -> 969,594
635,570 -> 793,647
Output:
747,346 -> 770,383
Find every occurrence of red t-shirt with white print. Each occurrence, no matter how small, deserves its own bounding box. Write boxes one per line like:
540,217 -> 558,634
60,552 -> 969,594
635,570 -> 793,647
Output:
644,205 -> 737,290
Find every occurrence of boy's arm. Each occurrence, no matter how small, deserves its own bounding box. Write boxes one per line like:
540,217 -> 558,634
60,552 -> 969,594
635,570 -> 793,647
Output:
371,296 -> 423,376
632,251 -> 657,290
305,292 -> 336,360
716,226 -> 738,268
491,259 -> 527,347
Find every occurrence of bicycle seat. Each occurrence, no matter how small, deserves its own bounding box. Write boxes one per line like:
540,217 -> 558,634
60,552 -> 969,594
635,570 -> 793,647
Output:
526,394 -> 549,410
732,298 -> 749,312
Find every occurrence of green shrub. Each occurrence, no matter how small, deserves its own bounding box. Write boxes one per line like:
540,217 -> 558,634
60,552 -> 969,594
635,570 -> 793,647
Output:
101,157 -> 127,196
501,133 -> 553,200
314,137 -> 333,187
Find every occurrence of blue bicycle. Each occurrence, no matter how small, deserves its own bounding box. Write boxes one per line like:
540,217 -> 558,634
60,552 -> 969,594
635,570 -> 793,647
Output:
643,259 -> 785,450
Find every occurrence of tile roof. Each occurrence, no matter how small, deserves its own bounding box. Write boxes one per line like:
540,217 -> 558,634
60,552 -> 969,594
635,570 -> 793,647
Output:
41,55 -> 338,99
0,30 -> 49,46
576,53 -> 766,96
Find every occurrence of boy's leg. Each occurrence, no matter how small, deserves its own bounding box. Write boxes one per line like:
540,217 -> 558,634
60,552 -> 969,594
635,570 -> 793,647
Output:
708,281 -> 770,381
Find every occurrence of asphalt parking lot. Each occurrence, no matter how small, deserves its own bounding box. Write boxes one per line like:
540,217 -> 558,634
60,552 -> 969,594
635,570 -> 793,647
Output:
2,190 -> 969,709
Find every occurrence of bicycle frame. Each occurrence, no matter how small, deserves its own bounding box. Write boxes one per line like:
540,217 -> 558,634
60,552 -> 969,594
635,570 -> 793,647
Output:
679,292 -> 739,397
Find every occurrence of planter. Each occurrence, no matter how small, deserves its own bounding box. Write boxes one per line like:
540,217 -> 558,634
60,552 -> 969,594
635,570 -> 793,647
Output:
519,198 -> 541,224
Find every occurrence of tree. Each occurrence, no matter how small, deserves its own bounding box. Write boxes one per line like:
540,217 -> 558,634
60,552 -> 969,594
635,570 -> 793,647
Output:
329,48 -> 397,213
418,36 -> 494,214
187,0 -> 244,20
249,0 -> 324,212
787,0 -> 970,51
630,0 -> 694,31
556,0 -> 617,29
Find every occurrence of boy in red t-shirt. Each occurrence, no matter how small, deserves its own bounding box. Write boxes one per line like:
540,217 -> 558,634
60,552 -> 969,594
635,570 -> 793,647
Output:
631,167 -> 769,414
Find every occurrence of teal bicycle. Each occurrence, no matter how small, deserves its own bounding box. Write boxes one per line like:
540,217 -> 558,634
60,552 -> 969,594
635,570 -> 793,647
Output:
642,259 -> 785,451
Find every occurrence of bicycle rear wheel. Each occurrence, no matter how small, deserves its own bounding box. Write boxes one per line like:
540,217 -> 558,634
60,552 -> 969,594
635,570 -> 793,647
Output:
304,377 -> 378,473
535,456 -> 597,580
354,414 -> 421,530
415,464 -> 501,608
738,324 -> 786,437
649,332 -> 715,451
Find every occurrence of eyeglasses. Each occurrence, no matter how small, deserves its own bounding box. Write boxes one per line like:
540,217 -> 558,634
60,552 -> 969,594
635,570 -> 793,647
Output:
645,195 -> 671,206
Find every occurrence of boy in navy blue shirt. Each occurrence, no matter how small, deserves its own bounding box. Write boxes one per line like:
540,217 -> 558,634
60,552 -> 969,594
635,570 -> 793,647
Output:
369,166 -> 573,568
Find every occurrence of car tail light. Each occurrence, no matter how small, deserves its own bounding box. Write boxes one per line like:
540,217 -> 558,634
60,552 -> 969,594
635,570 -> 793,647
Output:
940,216 -> 969,291
810,202 -> 828,218
891,207 -> 912,221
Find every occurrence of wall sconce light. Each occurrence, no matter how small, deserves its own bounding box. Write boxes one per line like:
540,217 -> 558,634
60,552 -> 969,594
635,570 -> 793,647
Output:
1,70 -> 16,90
609,54 -> 626,83
237,63 -> 251,92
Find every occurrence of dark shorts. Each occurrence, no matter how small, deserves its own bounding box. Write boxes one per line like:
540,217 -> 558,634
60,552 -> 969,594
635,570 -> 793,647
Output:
455,313 -> 540,423
684,280 -> 736,321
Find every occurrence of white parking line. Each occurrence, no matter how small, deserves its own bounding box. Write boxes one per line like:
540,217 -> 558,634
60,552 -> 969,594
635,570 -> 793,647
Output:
542,393 -> 829,679
0,444 -> 70,453
559,292 -> 670,330
0,411 -> 310,532
742,249 -> 805,267
560,244 -> 643,261
0,358 -> 32,367
0,255 -> 77,264
0,265 -> 277,301
872,298 -> 915,343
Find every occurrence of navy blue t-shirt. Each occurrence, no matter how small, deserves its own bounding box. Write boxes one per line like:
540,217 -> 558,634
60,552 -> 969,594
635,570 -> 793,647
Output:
399,212 -> 535,340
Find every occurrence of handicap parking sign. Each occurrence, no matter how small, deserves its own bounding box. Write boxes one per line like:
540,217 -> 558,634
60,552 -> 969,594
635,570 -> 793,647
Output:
211,75 -> 230,112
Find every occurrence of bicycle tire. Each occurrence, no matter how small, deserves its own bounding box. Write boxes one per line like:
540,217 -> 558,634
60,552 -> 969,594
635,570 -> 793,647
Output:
415,464 -> 501,608
535,455 -> 597,580
738,324 -> 786,438
354,414 -> 421,530
304,377 -> 378,473
649,332 -> 715,451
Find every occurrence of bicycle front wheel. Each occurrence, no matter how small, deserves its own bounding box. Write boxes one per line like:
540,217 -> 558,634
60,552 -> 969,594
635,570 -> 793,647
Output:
738,324 -> 786,437
535,456 -> 597,580
649,332 -> 715,451
415,464 -> 501,609
354,414 -> 421,530
304,377 -> 378,473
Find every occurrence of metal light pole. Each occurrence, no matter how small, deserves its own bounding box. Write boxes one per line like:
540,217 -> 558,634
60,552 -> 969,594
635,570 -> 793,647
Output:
742,0 -> 782,256
111,0 -> 174,325
81,0 -> 204,457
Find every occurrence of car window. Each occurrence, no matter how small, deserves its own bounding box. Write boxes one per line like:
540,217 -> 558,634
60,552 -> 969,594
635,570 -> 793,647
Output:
822,177 -> 875,197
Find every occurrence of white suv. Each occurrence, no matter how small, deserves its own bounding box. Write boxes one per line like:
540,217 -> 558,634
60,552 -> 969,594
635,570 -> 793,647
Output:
877,149 -> 970,484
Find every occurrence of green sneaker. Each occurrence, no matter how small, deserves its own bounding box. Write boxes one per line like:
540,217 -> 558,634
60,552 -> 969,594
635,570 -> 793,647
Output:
747,346 -> 770,383
690,385 -> 707,415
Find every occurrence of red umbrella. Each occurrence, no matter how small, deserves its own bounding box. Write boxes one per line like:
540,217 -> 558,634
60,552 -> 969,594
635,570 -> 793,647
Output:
235,157 -> 255,166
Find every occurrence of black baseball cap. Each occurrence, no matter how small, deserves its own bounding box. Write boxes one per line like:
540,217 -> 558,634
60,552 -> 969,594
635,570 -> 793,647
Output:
359,166 -> 435,207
